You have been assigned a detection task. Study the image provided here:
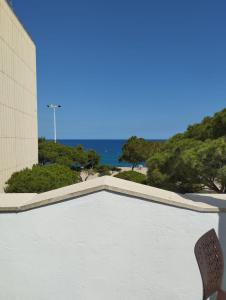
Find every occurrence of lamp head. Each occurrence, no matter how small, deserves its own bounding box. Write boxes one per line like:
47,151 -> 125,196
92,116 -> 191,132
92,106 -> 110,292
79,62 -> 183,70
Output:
47,104 -> 62,109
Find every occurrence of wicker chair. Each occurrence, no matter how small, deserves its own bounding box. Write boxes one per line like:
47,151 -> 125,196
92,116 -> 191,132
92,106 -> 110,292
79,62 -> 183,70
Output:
195,229 -> 226,300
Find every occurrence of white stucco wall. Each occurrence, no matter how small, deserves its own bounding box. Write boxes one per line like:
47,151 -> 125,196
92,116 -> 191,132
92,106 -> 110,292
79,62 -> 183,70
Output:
0,190 -> 224,300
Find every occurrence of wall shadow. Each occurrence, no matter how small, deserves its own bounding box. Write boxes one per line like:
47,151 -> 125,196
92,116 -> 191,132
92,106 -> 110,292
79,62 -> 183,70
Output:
218,213 -> 226,290
184,194 -> 226,209
185,194 -> 226,297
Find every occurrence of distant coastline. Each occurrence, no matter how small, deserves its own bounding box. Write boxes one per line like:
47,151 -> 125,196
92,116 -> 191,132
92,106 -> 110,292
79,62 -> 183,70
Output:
56,139 -> 165,167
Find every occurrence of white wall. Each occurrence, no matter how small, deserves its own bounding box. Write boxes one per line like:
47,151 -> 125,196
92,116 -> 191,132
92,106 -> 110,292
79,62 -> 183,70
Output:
0,191 -> 223,300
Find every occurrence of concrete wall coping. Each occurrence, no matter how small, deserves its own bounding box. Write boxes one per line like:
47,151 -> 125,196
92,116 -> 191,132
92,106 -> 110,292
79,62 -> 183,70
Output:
0,176 -> 226,213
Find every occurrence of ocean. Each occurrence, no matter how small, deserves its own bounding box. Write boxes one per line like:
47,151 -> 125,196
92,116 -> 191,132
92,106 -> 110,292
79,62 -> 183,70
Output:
58,139 -> 164,167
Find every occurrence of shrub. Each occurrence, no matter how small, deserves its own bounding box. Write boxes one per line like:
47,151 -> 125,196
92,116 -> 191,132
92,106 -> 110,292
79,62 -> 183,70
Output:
5,164 -> 81,193
95,165 -> 111,176
109,166 -> 121,172
95,165 -> 122,176
114,171 -> 147,184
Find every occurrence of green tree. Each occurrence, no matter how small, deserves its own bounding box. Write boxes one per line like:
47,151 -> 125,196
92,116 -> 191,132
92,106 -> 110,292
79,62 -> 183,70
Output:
147,137 -> 226,193
114,171 -> 147,184
146,108 -> 226,193
38,140 -> 100,171
119,136 -> 145,170
39,140 -> 74,166
5,164 -> 81,193
87,150 -> 100,169
73,145 -> 89,168
119,136 -> 163,170
178,108 -> 226,141
147,138 -> 202,193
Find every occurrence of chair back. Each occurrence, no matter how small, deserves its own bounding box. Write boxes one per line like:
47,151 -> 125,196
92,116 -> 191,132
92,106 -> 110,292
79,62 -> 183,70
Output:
195,229 -> 224,300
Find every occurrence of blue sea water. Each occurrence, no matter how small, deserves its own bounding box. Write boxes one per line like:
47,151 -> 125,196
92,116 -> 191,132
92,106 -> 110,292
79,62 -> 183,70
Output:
58,139 -> 164,167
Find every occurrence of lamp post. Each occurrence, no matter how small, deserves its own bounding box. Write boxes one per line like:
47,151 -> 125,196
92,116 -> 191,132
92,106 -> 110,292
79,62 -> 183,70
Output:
47,104 -> 61,143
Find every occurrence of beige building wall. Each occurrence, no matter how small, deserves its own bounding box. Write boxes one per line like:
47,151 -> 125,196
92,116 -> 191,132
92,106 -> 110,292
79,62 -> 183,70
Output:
0,0 -> 38,191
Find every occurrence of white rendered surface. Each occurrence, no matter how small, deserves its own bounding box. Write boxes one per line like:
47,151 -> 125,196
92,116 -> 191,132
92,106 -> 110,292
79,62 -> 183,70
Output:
0,190 -> 224,300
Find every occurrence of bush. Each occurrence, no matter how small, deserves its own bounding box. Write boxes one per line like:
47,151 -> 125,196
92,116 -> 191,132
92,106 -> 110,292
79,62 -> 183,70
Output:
114,171 -> 147,184
109,166 -> 121,172
95,165 -> 111,176
5,164 -> 81,193
96,165 -> 121,174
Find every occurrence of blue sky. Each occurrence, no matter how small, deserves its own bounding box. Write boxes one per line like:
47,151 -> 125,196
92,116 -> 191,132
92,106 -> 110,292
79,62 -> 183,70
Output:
14,0 -> 226,139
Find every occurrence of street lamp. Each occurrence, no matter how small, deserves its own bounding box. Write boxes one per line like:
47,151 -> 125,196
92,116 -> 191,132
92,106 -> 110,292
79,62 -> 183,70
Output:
47,104 -> 62,143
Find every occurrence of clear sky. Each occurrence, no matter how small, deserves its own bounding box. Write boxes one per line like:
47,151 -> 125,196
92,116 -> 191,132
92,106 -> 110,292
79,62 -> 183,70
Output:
14,0 -> 226,139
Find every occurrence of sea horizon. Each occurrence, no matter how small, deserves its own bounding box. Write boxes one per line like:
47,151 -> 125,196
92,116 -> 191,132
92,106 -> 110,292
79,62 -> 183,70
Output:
51,138 -> 166,141
54,139 -> 165,167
